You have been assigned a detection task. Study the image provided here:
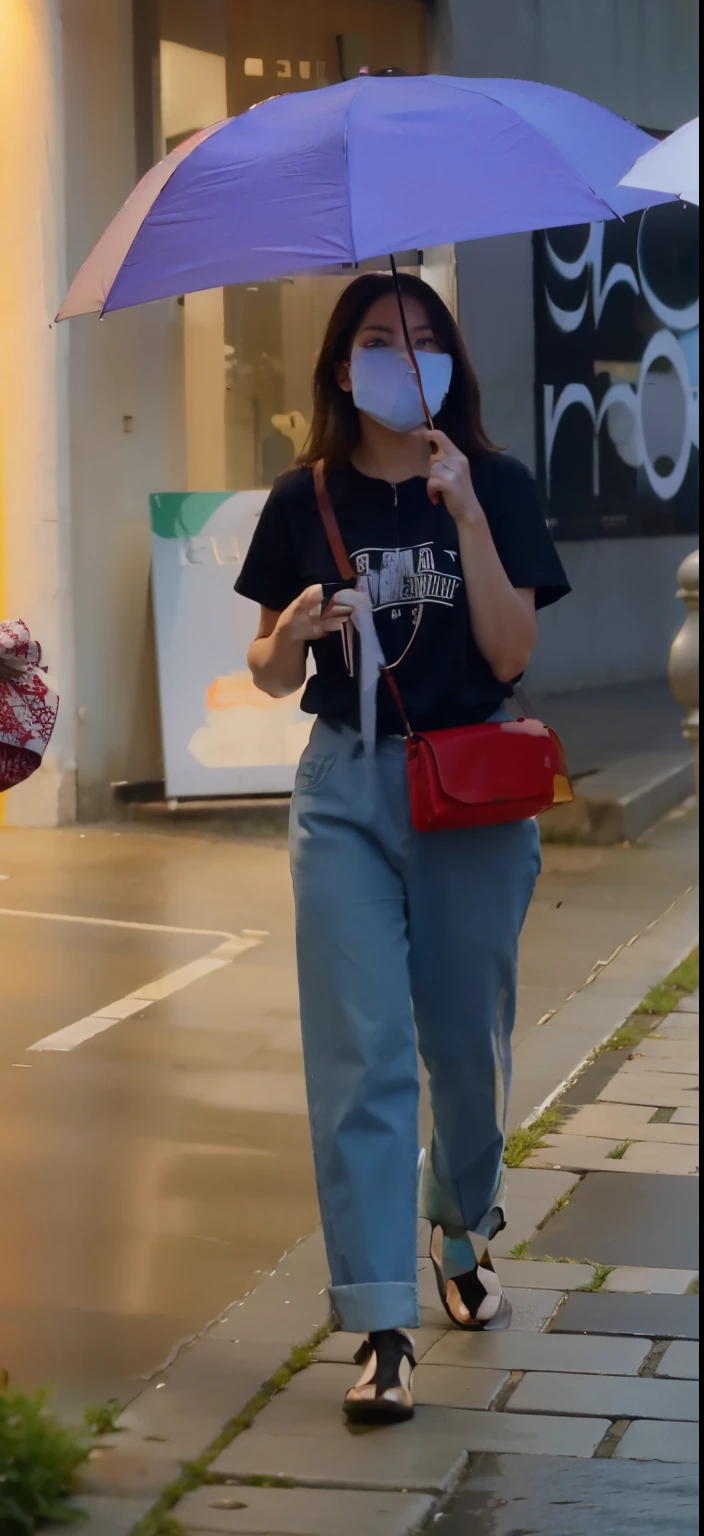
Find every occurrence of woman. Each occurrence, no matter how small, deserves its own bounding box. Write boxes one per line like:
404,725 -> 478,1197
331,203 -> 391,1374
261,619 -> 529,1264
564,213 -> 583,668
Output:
235,273 -> 570,1422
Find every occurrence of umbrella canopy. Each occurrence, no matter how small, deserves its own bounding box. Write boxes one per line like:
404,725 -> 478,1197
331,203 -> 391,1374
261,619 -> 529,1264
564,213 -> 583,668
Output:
620,117 -> 699,207
59,75 -> 669,321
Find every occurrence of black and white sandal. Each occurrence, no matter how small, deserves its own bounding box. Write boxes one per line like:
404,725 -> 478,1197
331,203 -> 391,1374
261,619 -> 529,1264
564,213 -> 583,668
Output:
343,1329 -> 416,1423
429,1225 -> 511,1331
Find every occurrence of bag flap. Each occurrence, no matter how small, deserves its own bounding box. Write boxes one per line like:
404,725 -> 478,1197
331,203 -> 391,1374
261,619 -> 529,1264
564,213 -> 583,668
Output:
416,720 -> 560,805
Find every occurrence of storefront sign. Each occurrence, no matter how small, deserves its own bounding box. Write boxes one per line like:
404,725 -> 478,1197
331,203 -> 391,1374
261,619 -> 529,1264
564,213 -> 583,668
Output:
534,202 -> 699,540
150,491 -> 312,797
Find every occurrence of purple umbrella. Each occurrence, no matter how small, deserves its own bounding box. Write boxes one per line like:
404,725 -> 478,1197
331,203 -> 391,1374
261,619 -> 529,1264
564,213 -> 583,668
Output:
58,75 -> 669,321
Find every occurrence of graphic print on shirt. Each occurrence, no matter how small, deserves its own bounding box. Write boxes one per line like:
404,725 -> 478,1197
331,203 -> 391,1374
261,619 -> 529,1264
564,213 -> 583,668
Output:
352,542 -> 463,612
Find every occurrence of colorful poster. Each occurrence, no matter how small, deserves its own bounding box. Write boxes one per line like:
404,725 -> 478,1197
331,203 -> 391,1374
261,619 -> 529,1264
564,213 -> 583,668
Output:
150,490 -> 312,797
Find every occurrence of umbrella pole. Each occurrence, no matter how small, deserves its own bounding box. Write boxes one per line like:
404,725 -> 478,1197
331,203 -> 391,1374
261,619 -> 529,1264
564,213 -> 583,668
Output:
389,255 -> 436,436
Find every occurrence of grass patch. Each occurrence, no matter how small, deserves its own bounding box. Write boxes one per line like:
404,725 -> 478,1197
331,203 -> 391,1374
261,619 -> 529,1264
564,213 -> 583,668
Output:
594,1016 -> 656,1058
687,1278 -> 699,1296
129,1324 -> 331,1536
503,1107 -> 566,1168
577,1263 -> 616,1293
606,1139 -> 636,1161
0,1384 -> 90,1534
635,948 -> 699,1017
509,1240 -> 532,1260
84,1398 -> 122,1438
650,1106 -> 675,1123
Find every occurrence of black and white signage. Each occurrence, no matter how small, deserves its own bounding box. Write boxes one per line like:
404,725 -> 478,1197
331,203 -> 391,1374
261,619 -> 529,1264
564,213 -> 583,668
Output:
534,202 -> 699,540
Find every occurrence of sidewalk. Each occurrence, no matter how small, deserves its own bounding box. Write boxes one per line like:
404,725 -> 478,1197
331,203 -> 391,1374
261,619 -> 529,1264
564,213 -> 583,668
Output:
52,816 -> 698,1536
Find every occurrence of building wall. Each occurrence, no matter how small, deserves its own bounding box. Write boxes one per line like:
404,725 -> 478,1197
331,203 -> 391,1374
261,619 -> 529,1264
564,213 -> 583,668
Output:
61,0 -> 186,819
431,0 -> 699,693
0,0 -> 74,827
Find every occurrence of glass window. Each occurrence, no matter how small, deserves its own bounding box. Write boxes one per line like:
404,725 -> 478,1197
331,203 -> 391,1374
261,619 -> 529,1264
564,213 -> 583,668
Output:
154,0 -> 433,491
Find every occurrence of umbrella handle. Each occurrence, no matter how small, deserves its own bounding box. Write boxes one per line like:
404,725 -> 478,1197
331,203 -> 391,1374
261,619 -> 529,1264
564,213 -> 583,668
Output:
389,255 -> 436,442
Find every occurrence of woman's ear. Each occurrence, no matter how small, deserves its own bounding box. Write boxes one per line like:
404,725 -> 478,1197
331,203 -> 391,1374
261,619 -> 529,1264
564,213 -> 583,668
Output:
336,359 -> 353,394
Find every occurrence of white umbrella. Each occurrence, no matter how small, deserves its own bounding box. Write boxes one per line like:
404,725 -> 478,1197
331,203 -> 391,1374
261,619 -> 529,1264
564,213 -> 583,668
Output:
619,117 -> 699,206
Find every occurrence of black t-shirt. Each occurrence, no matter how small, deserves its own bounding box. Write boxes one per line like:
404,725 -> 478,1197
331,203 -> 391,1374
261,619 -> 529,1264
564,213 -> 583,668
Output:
235,456 -> 570,736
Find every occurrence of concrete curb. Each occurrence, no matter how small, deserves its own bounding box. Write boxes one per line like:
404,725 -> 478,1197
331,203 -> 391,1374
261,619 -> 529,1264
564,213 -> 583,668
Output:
541,753 -> 695,845
510,885 -> 699,1129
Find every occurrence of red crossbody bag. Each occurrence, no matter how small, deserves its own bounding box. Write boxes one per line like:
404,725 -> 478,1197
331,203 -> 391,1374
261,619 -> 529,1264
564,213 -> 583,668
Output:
313,460 -> 573,832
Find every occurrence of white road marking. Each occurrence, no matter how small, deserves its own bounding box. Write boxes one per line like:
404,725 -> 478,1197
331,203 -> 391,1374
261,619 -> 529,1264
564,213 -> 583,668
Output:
0,906 -> 237,941
131,955 -> 230,1002
26,934 -> 262,1054
0,874 -> 9,881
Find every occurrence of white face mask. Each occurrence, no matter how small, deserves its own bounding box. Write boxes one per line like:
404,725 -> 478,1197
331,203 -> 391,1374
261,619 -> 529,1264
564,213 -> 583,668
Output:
350,347 -> 454,434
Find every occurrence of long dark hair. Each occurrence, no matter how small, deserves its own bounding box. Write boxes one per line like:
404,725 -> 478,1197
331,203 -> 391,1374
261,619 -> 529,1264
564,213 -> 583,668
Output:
300,272 -> 497,467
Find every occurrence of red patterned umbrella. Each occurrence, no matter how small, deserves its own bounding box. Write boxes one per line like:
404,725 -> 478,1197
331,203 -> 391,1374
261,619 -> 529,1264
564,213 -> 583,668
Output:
0,621 -> 59,792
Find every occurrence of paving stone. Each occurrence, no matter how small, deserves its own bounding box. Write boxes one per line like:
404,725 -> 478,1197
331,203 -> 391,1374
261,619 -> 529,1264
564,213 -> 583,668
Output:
492,1168 -> 579,1257
210,1227 -> 330,1348
495,1258 -> 596,1290
413,1362 -> 509,1408
598,1071 -> 699,1108
503,1287 -> 564,1331
175,1486 -> 435,1535
676,993 -> 699,1013
658,1020 -> 699,1039
527,1135 -> 619,1171
672,1107 -> 699,1124
423,1329 -> 649,1374
560,1051 -> 633,1108
46,1498 -> 153,1536
80,1444 -> 183,1500
530,1136 -> 699,1174
551,1291 -> 699,1339
114,1340 -> 288,1462
440,1453 -> 699,1535
531,1172 -> 700,1269
614,1419 -> 700,1462
636,1034 -> 699,1059
623,1054 -> 700,1077
619,1141 -> 699,1174
604,1267 -> 699,1294
656,1341 -> 699,1379
567,1102 -> 699,1145
214,1405 -> 609,1485
508,1370 -> 698,1420
316,1326 -> 445,1365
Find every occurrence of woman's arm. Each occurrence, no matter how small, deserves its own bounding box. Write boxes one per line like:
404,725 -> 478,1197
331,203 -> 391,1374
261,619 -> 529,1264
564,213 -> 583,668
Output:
419,429 -> 537,683
248,585 -> 353,699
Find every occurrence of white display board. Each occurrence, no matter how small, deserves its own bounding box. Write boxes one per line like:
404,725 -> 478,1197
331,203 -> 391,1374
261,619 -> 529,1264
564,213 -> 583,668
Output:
150,490 -> 312,797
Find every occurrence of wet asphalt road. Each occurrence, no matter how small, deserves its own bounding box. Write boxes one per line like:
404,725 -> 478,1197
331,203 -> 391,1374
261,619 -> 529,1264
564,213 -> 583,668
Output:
0,813 -> 697,1419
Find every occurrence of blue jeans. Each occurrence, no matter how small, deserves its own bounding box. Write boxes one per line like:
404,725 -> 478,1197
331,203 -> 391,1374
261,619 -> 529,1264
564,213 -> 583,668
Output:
289,718 -> 541,1332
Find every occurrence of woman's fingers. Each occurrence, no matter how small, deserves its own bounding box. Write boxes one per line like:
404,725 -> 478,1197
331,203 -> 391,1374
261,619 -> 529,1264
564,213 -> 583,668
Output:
413,426 -> 456,455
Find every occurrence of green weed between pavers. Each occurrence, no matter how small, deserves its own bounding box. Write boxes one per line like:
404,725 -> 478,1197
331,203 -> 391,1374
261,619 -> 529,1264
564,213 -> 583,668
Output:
503,1106 -> 567,1168
577,1263 -> 616,1293
128,1325 -> 331,1536
83,1398 -> 122,1438
635,948 -> 699,1017
606,1139 -> 637,1161
0,1383 -> 90,1534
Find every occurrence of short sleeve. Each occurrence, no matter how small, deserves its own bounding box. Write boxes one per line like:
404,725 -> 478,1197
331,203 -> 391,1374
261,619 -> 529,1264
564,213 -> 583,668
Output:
234,473 -> 305,614
482,456 -> 571,611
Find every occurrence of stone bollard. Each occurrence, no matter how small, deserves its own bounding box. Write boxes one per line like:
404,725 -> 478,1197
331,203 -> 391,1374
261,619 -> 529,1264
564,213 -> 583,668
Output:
668,549 -> 699,801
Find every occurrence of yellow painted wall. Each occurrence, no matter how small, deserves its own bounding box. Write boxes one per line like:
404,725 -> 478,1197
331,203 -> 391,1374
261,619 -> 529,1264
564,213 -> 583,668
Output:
0,0 -> 73,824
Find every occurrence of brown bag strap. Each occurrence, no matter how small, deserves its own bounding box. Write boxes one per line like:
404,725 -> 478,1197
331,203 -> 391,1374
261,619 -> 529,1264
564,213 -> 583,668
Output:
313,460 -> 356,581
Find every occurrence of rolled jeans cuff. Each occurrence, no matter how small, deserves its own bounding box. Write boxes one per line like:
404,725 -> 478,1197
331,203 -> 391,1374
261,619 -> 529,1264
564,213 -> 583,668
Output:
329,1282 -> 420,1333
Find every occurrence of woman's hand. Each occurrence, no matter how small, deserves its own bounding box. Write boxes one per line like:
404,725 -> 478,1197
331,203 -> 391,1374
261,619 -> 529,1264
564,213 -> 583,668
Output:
415,428 -> 485,527
279,584 -> 354,644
